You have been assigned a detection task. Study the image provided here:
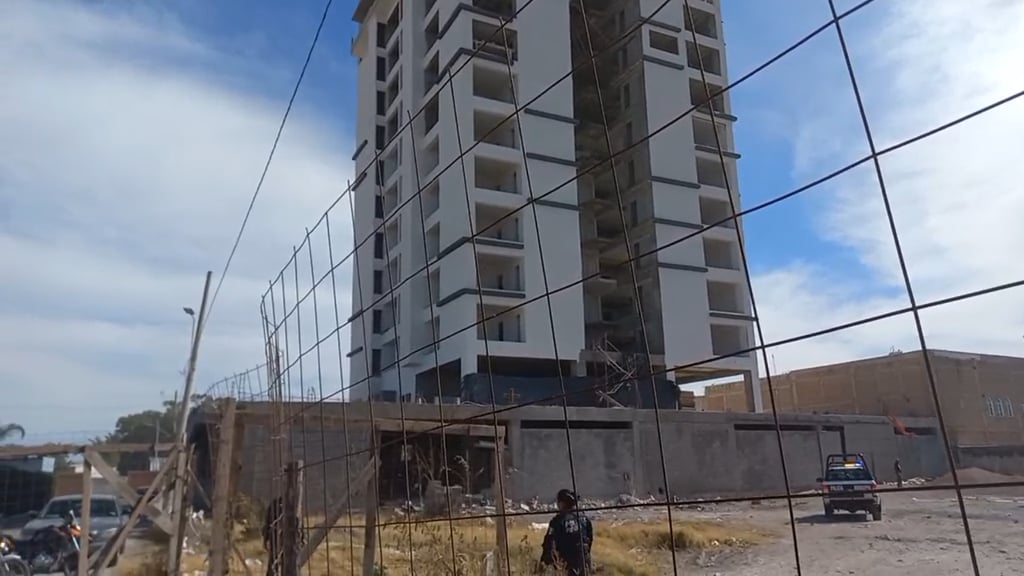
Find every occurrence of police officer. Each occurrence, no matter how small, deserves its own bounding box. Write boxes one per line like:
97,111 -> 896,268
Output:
539,489 -> 593,575
262,496 -> 284,576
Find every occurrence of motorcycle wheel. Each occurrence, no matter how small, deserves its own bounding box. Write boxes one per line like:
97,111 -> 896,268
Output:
1,557 -> 32,576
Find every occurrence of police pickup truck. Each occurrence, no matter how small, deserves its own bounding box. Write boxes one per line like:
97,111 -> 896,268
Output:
817,454 -> 882,521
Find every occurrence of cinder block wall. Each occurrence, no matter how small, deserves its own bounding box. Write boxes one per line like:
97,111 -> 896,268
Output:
208,403 -> 948,511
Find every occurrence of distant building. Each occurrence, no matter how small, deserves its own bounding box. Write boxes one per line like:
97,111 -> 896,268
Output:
699,349 -> 1024,446
0,457 -> 45,474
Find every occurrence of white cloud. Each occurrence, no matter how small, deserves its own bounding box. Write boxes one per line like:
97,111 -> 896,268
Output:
0,0 -> 353,435
751,0 -> 1024,374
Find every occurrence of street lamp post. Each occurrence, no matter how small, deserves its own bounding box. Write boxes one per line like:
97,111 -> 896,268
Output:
183,307 -> 196,347
168,272 -> 213,574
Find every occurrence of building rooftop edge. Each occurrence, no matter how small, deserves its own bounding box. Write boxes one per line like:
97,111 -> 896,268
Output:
353,0 -> 374,23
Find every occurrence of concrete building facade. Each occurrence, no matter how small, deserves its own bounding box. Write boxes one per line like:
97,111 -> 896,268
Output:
347,0 -> 759,407
700,350 -> 1024,446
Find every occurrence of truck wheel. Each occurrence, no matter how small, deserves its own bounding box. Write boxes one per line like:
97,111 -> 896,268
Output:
871,504 -> 882,521
824,504 -> 834,517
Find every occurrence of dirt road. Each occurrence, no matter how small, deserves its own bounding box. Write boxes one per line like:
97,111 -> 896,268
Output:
679,488 -> 1024,575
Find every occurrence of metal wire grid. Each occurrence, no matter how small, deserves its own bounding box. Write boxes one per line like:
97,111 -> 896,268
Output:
240,0 -> 1024,574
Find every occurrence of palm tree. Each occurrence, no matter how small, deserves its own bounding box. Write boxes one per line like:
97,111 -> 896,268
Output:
0,422 -> 26,441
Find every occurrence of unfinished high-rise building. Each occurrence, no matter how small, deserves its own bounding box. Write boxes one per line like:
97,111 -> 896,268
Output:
347,0 -> 761,411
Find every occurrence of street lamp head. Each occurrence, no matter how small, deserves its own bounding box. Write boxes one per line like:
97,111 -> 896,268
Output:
183,307 -> 196,317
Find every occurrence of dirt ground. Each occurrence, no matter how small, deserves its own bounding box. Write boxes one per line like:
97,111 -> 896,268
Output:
672,486 -> 1024,575
109,469 -> 1024,575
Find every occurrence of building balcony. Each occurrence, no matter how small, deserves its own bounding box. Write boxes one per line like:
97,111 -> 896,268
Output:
470,18 -> 519,62
703,237 -> 740,271
476,253 -> 524,294
477,305 -> 524,343
707,280 -> 748,316
473,64 -> 516,105
473,0 -> 515,19
711,323 -> 751,358
476,203 -> 522,245
699,196 -> 736,229
474,109 -> 519,150
689,78 -> 732,118
686,41 -> 722,77
692,117 -> 737,154
421,181 -> 440,219
475,156 -> 520,194
684,6 -> 718,40
424,224 -> 440,262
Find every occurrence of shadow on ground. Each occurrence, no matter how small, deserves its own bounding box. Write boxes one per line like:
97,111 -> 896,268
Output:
795,512 -> 873,526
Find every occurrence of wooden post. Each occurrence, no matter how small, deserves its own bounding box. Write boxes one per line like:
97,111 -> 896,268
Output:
169,270 -> 213,574
361,469 -> 379,576
167,449 -> 189,574
493,441 -> 508,573
209,399 -> 238,575
78,458 -> 93,576
282,461 -> 304,576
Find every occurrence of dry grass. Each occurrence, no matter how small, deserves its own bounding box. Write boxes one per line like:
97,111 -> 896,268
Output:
122,513 -> 769,575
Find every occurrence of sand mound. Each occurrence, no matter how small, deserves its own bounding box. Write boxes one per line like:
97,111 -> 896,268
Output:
929,467 -> 1024,486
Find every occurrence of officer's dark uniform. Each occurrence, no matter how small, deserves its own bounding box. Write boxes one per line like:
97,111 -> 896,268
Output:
263,497 -> 284,576
540,490 -> 593,575
262,496 -> 306,576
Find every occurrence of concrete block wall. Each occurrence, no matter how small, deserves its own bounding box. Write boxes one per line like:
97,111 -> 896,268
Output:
206,402 -> 950,511
235,422 -> 374,514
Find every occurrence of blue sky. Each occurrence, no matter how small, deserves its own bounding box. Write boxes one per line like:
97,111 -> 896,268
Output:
2,0 -> 1022,439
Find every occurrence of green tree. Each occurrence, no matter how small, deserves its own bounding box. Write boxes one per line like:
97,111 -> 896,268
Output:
0,422 -> 26,441
98,394 -> 210,473
99,402 -> 176,473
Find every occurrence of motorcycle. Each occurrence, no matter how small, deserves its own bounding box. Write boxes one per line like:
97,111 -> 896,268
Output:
0,535 -> 31,576
21,511 -> 83,576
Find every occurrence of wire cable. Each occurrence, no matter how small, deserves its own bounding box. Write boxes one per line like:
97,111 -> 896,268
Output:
205,0 -> 336,332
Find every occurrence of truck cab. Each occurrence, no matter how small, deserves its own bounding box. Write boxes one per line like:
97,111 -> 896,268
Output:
817,453 -> 882,521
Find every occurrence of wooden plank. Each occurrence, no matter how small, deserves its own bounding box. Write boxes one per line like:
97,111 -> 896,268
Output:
166,449 -> 190,574
208,399 -> 237,575
374,419 -> 505,437
78,458 -> 93,576
298,456 -> 377,568
0,442 -> 176,459
281,461 -> 303,576
360,468 -> 379,576
91,446 -> 178,571
493,447 -> 508,573
84,448 -> 173,534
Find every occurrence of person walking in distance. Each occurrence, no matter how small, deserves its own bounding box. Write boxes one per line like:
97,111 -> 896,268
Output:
894,458 -> 903,489
539,489 -> 593,575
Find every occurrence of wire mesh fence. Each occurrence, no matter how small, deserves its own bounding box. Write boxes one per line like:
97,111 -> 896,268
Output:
204,0 -> 1024,574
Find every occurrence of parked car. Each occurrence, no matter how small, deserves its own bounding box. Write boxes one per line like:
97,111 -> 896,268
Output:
18,494 -> 129,565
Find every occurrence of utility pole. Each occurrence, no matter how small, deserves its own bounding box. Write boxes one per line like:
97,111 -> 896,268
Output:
167,270 -> 213,574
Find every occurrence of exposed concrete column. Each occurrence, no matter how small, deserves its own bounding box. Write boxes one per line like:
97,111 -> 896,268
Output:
505,419 -> 522,500
630,410 -> 643,497
744,371 -> 763,413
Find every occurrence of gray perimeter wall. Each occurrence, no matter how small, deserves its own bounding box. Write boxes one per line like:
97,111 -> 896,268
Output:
505,408 -> 948,501
201,403 -> 950,511
954,444 -> 1024,476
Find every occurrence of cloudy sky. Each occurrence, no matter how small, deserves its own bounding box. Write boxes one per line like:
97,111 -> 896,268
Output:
1,0 -> 1022,439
